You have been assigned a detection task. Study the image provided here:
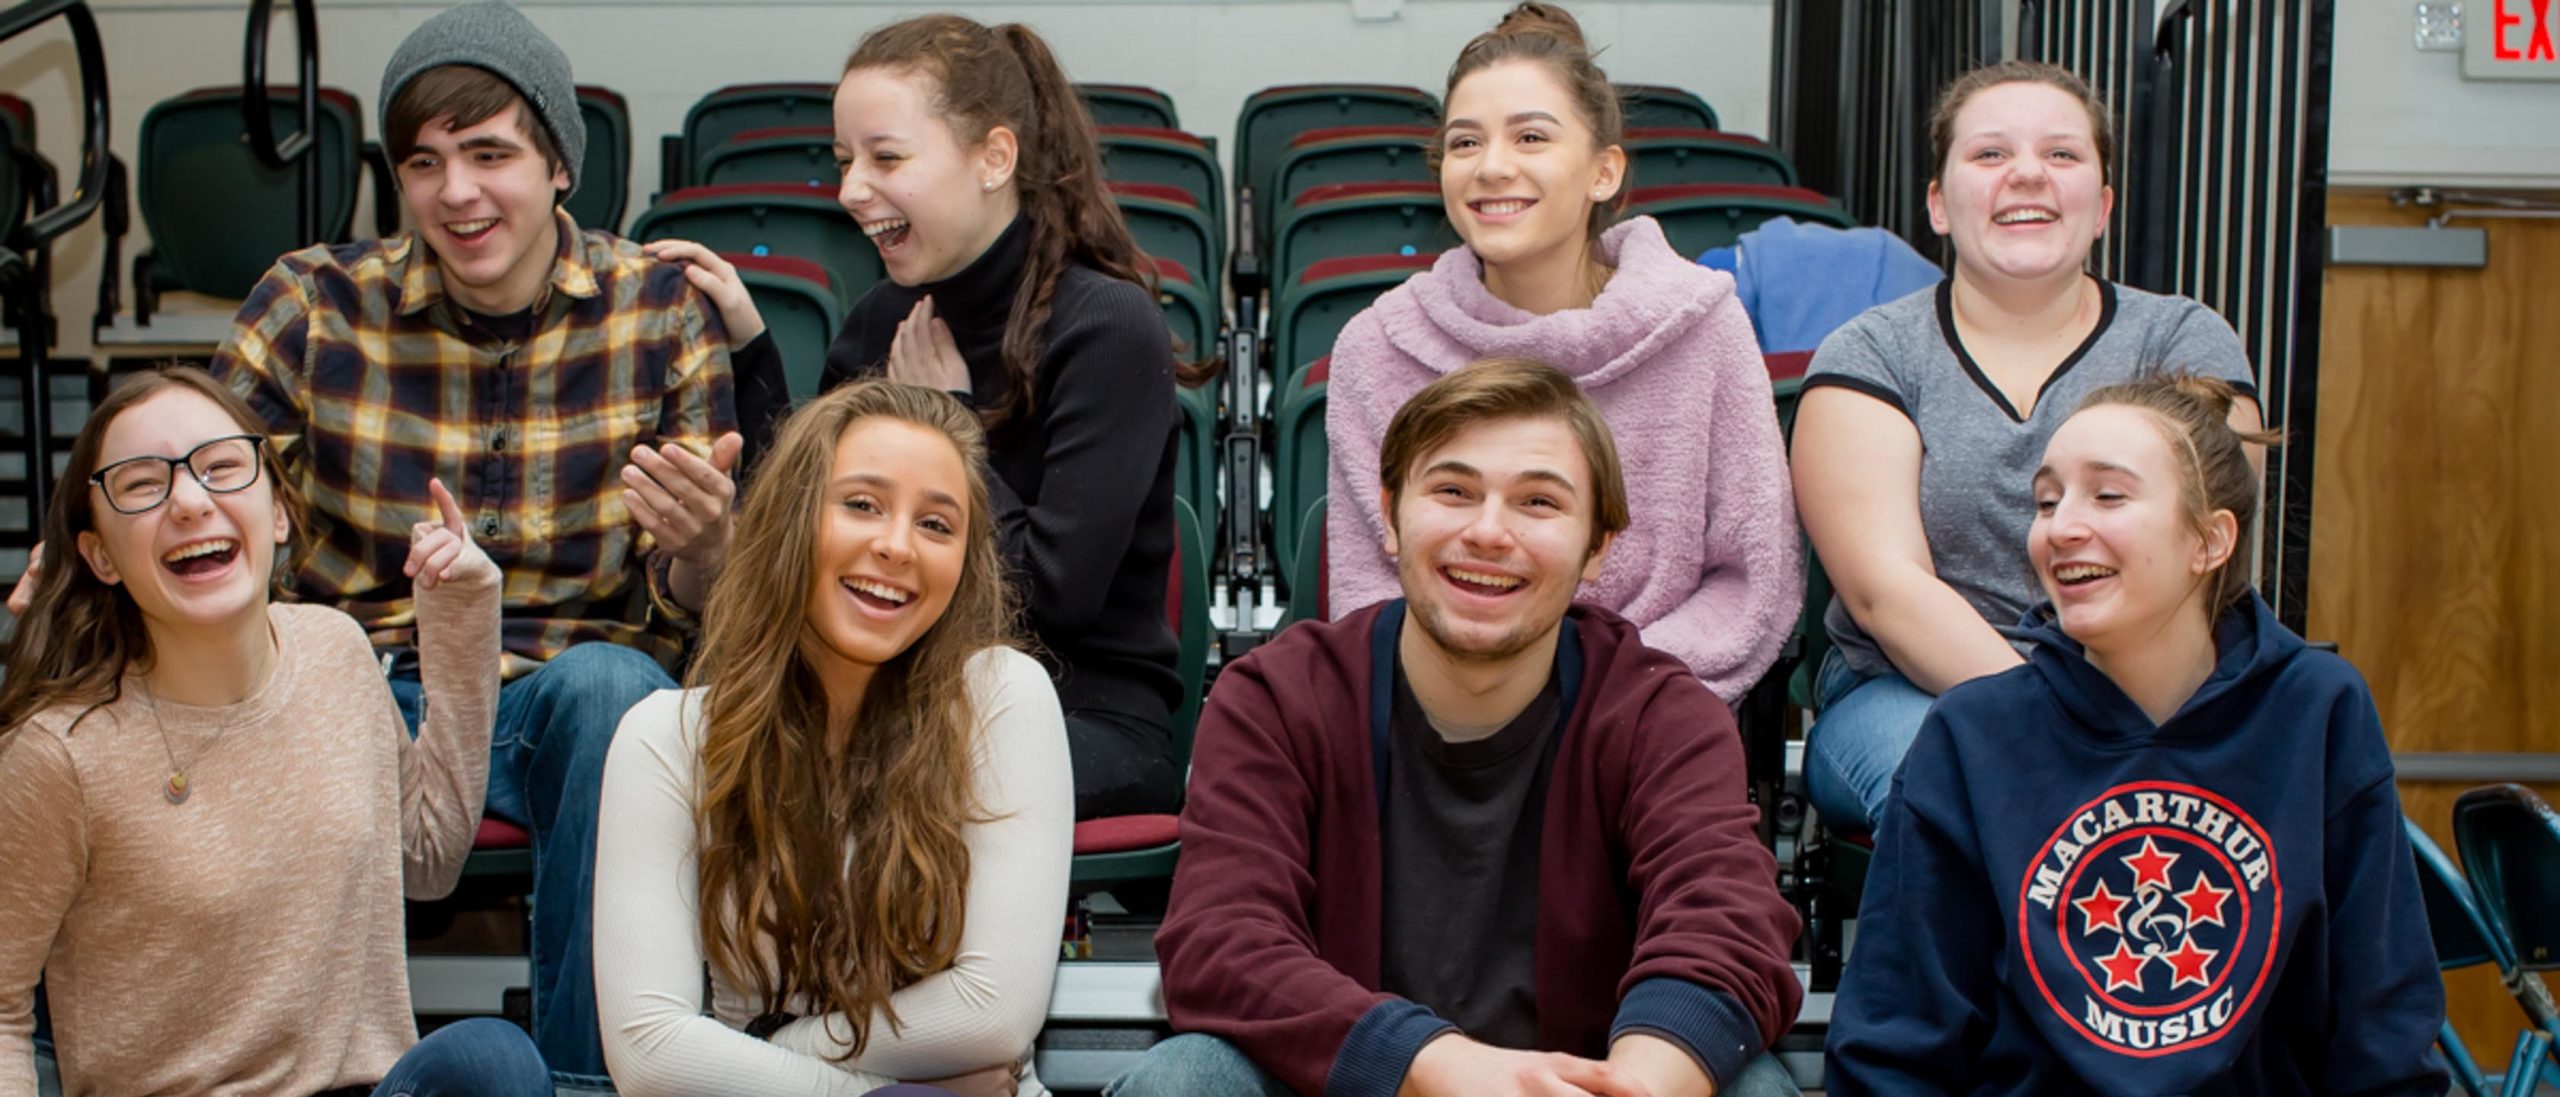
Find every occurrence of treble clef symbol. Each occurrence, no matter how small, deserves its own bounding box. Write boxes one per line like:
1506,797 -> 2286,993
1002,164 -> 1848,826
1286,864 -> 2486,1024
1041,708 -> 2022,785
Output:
2125,884 -> 2187,950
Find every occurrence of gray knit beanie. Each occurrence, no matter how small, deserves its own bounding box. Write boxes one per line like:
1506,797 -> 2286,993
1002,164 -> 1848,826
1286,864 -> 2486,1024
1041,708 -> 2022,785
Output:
379,1 -> 584,193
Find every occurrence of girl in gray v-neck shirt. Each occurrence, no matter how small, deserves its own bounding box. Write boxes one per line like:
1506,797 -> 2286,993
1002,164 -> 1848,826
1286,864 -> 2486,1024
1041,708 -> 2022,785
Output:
1803,276 -> 2257,681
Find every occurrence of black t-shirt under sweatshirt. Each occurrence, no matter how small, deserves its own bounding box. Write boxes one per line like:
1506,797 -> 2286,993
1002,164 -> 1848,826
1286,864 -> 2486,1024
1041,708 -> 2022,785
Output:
1379,653 -> 1566,1050
816,217 -> 1182,728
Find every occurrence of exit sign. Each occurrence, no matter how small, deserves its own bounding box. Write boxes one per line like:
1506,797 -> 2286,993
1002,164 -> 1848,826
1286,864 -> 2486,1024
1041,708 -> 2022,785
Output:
2466,0 -> 2560,79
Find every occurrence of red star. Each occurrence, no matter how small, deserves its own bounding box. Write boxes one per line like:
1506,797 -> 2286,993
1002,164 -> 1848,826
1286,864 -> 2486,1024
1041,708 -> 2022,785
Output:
2073,880 -> 2130,937
2096,940 -> 2152,994
2123,837 -> 2181,891
2176,873 -> 2234,929
2164,936 -> 2219,989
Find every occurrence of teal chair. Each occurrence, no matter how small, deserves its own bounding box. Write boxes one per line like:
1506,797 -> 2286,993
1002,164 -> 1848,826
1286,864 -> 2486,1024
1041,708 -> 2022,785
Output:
1283,495 -> 1327,627
1624,128 -> 1796,189
131,87 -> 364,307
1068,495 -> 1209,889
1234,83 -> 1437,246
1173,381 -> 1218,537
1271,181 -> 1455,291
2453,785 -> 2560,1095
699,126 -> 837,189
630,184 -> 884,313
1111,181 -> 1219,294
1626,183 -> 1853,261
567,85 -> 630,233
1148,256 -> 1218,361
1617,84 -> 1720,131
1078,83 -> 1178,129
2408,818 -> 2504,1096
1269,252 -> 1435,382
1099,126 -> 1224,273
678,83 -> 833,186
1267,124 -> 1434,243
726,253 -> 841,402
1270,357 -> 1331,586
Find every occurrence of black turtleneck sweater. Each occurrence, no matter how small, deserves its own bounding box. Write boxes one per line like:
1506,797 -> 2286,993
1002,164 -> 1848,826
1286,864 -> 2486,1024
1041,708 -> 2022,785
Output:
818,217 -> 1181,728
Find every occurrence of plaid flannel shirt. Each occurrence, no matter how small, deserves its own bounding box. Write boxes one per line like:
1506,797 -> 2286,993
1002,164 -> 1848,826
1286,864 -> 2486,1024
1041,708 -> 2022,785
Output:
212,210 -> 736,679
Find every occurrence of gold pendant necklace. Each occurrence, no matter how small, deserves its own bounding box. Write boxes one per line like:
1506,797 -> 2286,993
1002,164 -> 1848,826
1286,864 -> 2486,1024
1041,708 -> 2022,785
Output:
140,679 -> 232,806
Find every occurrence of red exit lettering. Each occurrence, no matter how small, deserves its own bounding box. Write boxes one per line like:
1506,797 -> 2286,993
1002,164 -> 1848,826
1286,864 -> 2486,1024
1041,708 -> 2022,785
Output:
2494,0 -> 2558,62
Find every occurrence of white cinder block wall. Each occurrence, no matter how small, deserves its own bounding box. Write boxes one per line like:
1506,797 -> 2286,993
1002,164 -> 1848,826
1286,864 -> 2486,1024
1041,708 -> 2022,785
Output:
0,0 -> 1775,356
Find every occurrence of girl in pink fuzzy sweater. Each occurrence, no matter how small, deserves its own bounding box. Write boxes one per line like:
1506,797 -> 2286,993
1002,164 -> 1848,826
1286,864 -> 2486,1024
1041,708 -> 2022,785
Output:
1324,3 -> 1801,702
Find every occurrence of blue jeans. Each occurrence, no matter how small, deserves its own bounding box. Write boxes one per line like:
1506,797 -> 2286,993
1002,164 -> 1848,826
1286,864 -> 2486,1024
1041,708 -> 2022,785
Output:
391,642 -> 675,1080
33,1018 -> 549,1096
1106,1033 -> 1802,1096
1801,650 -> 1938,835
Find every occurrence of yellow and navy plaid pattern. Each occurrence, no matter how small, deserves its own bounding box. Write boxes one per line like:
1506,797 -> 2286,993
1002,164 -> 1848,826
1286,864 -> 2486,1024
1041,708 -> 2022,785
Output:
214,210 -> 736,678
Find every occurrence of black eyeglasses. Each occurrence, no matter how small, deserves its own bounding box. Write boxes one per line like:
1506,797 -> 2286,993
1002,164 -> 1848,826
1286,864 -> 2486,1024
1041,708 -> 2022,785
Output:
89,434 -> 268,515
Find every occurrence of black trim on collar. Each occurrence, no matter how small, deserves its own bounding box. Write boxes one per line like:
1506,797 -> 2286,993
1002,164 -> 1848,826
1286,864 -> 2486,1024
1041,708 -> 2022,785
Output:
1935,276 -> 2118,423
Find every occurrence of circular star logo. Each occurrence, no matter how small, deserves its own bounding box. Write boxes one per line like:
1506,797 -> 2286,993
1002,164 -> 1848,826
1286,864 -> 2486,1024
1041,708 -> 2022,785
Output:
2016,782 -> 2283,1058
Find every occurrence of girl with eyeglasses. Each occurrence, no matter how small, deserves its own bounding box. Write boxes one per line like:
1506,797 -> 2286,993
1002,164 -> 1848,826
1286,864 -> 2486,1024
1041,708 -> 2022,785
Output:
0,367 -> 549,1097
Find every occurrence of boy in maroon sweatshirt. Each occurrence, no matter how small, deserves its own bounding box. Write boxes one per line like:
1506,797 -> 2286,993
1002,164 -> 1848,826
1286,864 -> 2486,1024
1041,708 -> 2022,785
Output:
1115,359 -> 1804,1097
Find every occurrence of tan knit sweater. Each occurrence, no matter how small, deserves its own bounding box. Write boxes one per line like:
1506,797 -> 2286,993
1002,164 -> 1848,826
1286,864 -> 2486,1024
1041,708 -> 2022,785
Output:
0,567 -> 499,1097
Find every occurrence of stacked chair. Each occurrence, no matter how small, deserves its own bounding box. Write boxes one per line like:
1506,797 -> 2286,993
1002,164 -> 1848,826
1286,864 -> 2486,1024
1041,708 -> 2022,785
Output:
2450,786 -> 2560,1095
1078,82 -> 1179,129
568,85 -> 630,233
666,82 -> 832,191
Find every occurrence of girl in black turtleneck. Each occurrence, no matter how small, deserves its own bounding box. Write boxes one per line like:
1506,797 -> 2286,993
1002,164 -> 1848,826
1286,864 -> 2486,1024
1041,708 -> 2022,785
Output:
677,13 -> 1184,822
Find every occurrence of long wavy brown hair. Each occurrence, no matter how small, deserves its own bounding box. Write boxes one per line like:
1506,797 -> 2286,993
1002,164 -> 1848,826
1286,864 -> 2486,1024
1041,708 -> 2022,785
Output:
846,14 -> 1213,427
0,366 -> 306,737
688,380 -> 1017,1058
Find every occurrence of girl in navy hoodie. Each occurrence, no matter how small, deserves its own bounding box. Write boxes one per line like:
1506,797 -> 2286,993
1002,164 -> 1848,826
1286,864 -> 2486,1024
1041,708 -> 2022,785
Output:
1826,375 -> 2447,1096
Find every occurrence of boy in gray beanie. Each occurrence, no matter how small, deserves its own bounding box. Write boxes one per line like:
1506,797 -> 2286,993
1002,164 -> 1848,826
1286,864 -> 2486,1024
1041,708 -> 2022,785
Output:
203,2 -> 749,1081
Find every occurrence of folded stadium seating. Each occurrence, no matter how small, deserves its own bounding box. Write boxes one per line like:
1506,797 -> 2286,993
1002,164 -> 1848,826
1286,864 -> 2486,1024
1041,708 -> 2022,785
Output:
1235,83 -> 1438,248
1617,83 -> 1720,131
1267,124 -> 1434,245
1078,82 -> 1179,130
726,253 -> 841,401
1270,181 -> 1453,291
1624,128 -> 1797,189
1624,183 -> 1853,260
630,184 -> 883,312
677,83 -> 833,188
1110,181 -> 1219,297
698,126 -> 837,189
568,85 -> 630,233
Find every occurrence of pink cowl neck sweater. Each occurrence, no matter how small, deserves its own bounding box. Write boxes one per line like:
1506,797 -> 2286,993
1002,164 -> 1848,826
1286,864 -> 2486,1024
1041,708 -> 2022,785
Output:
1323,215 -> 1802,701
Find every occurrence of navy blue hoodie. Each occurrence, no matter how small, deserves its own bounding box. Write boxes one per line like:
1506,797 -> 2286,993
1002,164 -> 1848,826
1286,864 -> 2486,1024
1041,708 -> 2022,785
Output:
1825,595 -> 2448,1096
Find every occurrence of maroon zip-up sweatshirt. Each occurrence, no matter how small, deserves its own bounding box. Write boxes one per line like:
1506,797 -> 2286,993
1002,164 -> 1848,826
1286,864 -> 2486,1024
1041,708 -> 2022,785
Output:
1156,601 -> 1803,1096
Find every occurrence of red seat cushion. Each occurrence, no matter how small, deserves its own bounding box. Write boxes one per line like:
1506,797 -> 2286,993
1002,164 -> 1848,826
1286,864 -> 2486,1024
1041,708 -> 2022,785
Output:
725,125 -> 832,145
1625,128 -> 1771,148
1294,180 -> 1439,207
723,253 -> 834,289
1287,124 -> 1434,148
659,182 -> 835,205
475,818 -> 532,850
1150,256 -> 1195,285
1108,181 -> 1200,208
1074,814 -> 1180,855
1296,252 -> 1439,284
1306,355 -> 1331,385
1099,125 -> 1207,148
1764,350 -> 1814,385
1624,183 -> 1831,206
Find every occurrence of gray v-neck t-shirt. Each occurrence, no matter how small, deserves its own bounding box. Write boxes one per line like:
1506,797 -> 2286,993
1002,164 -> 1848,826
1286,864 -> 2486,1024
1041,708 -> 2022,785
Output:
1804,278 -> 2258,680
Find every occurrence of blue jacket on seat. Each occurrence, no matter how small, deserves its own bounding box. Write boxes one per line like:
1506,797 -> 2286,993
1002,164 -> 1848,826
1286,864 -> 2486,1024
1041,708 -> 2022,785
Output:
1697,217 -> 1943,353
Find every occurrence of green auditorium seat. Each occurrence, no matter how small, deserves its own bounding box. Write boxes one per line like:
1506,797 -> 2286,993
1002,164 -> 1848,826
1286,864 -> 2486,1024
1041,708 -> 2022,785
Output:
1099,126 -> 1223,271
1617,83 -> 1720,131
1077,83 -> 1178,130
1148,256 -> 1217,357
2406,819 -> 2503,1096
1270,356 -> 1330,586
698,126 -> 837,189
726,253 -> 841,402
1267,124 -> 1434,245
132,87 -> 365,306
679,83 -> 833,187
1624,128 -> 1797,189
1067,494 -> 1208,889
1110,181 -> 1218,295
1625,183 -> 1852,261
630,184 -> 883,312
1174,382 -> 1217,535
1270,251 -> 1434,384
567,85 -> 629,233
1235,83 -> 1437,246
1271,181 -> 1454,291
1284,495 -> 1327,627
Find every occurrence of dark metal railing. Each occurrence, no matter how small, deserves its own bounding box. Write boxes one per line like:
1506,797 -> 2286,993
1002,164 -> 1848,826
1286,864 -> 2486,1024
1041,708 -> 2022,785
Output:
0,0 -> 109,518
243,0 -> 322,248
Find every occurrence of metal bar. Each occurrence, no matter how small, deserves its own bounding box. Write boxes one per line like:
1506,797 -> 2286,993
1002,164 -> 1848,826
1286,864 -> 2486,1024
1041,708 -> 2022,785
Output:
2392,754 -> 2560,784
2273,0 -> 2332,632
242,0 -> 321,247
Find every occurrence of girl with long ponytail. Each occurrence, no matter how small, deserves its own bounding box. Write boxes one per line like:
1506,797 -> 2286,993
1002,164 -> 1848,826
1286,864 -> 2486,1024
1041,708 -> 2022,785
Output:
804,14 -> 1186,822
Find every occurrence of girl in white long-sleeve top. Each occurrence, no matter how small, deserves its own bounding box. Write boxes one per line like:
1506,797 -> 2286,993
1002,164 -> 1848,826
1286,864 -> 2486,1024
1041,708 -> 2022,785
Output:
594,379 -> 1072,1097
